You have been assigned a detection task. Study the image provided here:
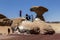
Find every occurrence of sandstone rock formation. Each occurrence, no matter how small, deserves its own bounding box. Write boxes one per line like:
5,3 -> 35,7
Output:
11,18 -> 26,33
30,6 -> 48,21
0,14 -> 7,19
18,18 -> 55,35
33,18 -> 55,34
18,20 -> 40,34
0,14 -> 13,26
11,18 -> 26,27
0,18 -> 13,26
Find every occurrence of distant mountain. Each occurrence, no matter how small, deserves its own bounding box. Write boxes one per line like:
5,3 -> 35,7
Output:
47,22 -> 60,23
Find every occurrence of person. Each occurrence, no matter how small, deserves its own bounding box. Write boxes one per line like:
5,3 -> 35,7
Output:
26,14 -> 31,20
31,15 -> 33,22
19,10 -> 22,17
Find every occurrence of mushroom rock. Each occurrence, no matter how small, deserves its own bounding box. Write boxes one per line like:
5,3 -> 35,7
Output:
30,6 -> 48,21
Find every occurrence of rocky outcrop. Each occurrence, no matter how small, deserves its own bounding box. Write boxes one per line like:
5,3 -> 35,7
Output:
11,18 -> 26,27
0,14 -> 7,19
33,18 -> 55,34
17,18 -> 55,35
0,18 -> 13,26
0,14 -> 13,26
30,6 -> 48,21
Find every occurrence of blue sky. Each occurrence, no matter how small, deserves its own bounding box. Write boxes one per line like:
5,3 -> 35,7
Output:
0,0 -> 60,22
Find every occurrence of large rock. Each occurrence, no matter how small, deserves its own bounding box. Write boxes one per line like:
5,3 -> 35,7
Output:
11,18 -> 26,33
30,6 -> 48,21
0,14 -> 7,19
17,20 -> 40,34
0,18 -> 13,26
33,18 -> 55,34
11,18 -> 26,27
0,14 -> 13,26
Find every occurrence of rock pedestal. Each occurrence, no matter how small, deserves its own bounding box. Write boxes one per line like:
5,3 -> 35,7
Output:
30,6 -> 48,21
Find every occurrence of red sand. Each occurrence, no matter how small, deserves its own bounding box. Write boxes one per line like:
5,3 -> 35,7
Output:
1,34 -> 60,40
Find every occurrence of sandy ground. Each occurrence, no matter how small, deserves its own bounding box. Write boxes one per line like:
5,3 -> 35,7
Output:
49,23 -> 60,33
0,34 -> 60,40
0,23 -> 60,40
0,35 -> 15,40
